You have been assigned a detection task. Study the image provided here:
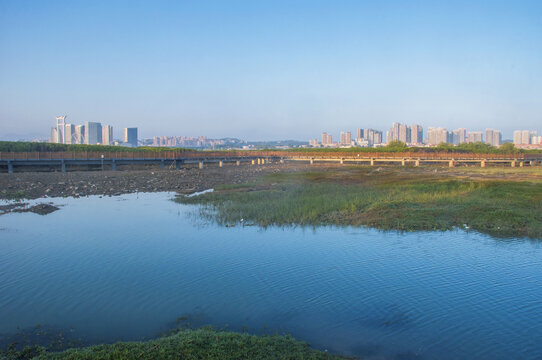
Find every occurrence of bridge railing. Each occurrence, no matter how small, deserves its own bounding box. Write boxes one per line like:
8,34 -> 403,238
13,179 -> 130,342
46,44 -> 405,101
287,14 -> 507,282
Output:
0,150 -> 527,161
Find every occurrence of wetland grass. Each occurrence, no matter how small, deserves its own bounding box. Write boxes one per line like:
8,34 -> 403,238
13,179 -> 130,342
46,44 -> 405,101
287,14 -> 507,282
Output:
2,328 -> 345,360
176,166 -> 542,238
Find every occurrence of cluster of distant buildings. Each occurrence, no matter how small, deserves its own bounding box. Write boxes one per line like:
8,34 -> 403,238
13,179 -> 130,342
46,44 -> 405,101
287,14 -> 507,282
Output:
151,136 -> 227,148
50,116 -> 138,147
311,123 -> 542,149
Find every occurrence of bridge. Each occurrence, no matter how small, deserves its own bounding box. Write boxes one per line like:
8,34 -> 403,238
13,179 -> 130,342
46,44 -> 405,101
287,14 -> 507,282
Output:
1,151 -> 541,173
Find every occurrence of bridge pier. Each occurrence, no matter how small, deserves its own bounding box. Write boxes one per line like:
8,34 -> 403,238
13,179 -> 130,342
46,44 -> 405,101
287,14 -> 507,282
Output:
251,160 -> 255,165
199,161 -> 204,169
280,159 -> 284,164
160,159 -> 165,169
236,160 -> 240,166
401,158 -> 406,166
176,159 -> 183,170
61,160 -> 66,173
370,158 -> 374,166
340,158 -> 344,165
481,160 -> 486,168
7,161 -> 13,174
310,158 -> 314,165
520,161 -> 524,168
112,160 -> 117,171
449,159 -> 455,168
415,159 -> 420,167
511,160 -> 516,168
219,160 -> 223,167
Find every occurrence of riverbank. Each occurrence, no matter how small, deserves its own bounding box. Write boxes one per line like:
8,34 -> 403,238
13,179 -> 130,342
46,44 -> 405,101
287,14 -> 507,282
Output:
176,166 -> 542,238
0,328 -> 349,360
0,164 -> 314,200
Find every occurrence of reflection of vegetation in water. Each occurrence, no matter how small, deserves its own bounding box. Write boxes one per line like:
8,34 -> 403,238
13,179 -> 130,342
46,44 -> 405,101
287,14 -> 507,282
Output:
176,167 -> 542,238
0,324 -> 85,359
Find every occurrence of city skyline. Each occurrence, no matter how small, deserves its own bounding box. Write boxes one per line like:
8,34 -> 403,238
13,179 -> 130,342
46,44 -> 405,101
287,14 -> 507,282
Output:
1,1 -> 541,140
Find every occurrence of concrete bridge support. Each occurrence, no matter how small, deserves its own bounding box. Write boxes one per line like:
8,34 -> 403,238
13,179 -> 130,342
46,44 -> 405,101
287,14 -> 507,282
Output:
251,160 -> 255,165
7,161 -> 13,174
340,158 -> 344,165
236,160 -> 240,166
401,158 -> 406,166
370,158 -> 374,166
61,161 -> 66,173
511,160 -> 516,168
310,158 -> 314,165
449,159 -> 455,168
219,160 -> 223,167
175,160 -> 182,170
415,159 -> 420,167
280,159 -> 284,164
481,160 -> 486,168
112,160 -> 117,171
199,161 -> 204,169
520,161 -> 524,167
160,160 -> 165,169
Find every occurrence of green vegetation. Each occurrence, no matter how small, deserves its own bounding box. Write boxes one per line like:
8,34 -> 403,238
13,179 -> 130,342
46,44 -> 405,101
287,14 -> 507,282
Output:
176,167 -> 542,238
0,141 -> 188,153
0,328 -> 345,360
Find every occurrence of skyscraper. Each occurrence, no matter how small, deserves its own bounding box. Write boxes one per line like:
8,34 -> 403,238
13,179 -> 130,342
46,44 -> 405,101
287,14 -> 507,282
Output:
74,125 -> 85,144
467,131 -> 483,143
321,132 -> 328,145
124,127 -> 138,147
427,127 -> 448,145
55,116 -> 66,144
102,125 -> 113,146
85,122 -> 102,145
356,128 -> 364,141
410,124 -> 423,145
64,124 -> 75,144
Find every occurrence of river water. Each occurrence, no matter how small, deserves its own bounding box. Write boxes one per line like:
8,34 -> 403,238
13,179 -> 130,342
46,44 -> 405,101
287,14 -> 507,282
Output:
0,192 -> 541,359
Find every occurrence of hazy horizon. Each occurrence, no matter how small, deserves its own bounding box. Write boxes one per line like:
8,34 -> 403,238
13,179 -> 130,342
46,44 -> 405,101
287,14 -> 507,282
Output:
1,0 -> 541,141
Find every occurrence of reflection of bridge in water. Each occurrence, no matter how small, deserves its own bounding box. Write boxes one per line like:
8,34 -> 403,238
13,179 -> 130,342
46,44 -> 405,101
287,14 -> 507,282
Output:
1,151 -> 542,173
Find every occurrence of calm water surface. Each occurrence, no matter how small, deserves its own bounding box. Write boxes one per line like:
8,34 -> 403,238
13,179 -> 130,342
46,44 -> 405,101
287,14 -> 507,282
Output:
0,193 -> 541,359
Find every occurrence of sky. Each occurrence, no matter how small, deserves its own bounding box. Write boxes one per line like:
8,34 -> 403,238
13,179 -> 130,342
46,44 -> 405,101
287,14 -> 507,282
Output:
0,0 -> 541,141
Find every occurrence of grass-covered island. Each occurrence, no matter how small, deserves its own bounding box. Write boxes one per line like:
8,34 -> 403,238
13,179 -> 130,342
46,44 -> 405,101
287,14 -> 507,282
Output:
0,328 -> 347,360
177,166 -> 542,238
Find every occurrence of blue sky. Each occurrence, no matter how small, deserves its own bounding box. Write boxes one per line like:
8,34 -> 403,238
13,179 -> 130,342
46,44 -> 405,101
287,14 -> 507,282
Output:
1,0 -> 541,140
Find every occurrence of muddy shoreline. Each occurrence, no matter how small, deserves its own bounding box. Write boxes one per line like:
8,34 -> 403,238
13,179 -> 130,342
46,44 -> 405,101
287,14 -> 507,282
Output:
0,163 -> 318,200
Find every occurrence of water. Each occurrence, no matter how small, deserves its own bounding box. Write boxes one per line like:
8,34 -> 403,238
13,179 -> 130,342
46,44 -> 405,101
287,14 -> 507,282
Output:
1,192 -> 541,359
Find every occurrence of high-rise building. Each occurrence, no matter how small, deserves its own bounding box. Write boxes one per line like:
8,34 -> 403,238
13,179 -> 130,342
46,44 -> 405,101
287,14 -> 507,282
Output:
513,130 -> 523,144
427,127 -> 448,145
74,125 -> 85,144
530,131 -> 539,145
102,125 -> 113,145
522,130 -> 530,144
467,131 -> 483,143
321,132 -> 328,145
485,129 -> 493,145
356,128 -> 364,141
64,124 -> 75,144
340,131 -> 346,145
124,127 -> 138,147
326,134 -> 332,145
55,116 -> 66,144
410,124 -> 423,145
492,131 -> 502,147
85,122 -> 102,145
50,127 -> 58,143
451,128 -> 466,145
513,130 -> 537,145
